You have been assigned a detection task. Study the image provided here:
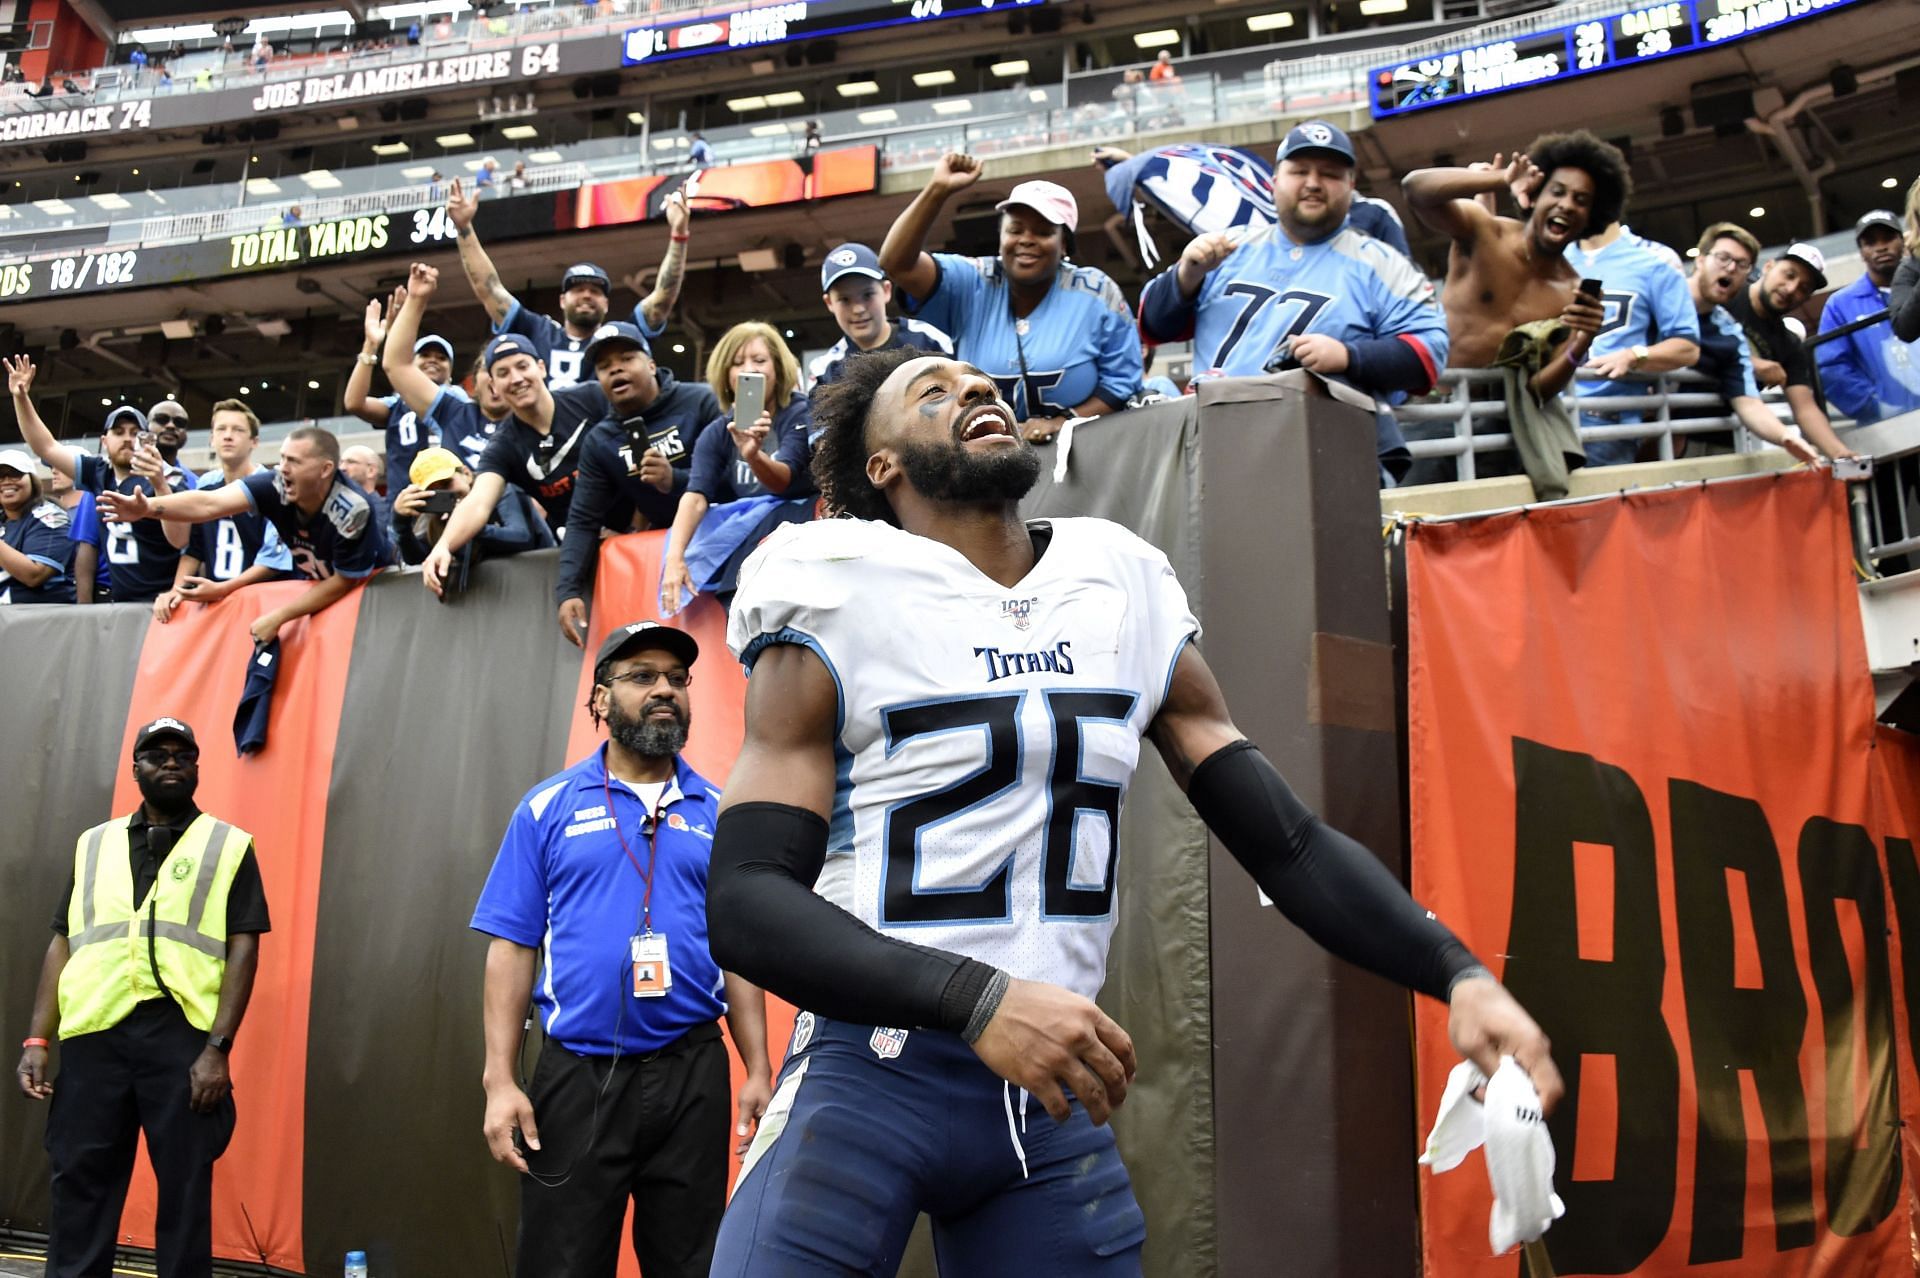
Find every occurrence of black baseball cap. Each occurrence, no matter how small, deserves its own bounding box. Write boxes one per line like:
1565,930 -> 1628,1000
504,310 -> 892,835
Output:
1855,209 -> 1903,241
133,716 -> 197,755
595,621 -> 699,678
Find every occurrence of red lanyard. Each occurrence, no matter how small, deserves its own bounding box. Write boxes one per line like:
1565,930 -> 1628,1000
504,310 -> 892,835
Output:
602,771 -> 668,934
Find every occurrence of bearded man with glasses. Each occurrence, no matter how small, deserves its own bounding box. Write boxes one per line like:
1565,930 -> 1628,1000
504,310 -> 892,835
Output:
470,621 -> 773,1278
1680,223 -> 1821,462
17,717 -> 270,1278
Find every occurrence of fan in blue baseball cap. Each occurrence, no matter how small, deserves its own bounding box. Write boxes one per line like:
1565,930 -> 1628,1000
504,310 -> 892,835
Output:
445,176 -> 695,389
809,244 -> 954,389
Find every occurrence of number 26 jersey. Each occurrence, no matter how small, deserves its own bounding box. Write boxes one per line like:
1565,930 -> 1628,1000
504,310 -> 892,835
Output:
727,516 -> 1199,1001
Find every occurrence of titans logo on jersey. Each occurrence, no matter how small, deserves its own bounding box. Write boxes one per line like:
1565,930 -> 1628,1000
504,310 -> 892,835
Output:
727,516 -> 1198,999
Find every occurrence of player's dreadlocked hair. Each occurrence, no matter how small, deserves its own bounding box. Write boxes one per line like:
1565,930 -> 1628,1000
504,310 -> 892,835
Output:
808,345 -> 926,527
1524,130 -> 1631,235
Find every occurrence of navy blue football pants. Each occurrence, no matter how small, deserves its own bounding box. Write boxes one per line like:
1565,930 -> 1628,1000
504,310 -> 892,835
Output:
711,1014 -> 1146,1276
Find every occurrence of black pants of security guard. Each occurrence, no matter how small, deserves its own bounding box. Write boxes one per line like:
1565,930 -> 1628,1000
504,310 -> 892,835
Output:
517,1021 -> 730,1278
44,999 -> 236,1278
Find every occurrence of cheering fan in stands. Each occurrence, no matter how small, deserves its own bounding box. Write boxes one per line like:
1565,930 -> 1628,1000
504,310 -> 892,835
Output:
388,265 -> 607,596
100,426 -> 392,643
345,287 -> 470,504
10,359 -> 190,605
808,243 -> 953,389
1402,135 -> 1621,490
0,449 -> 74,605
1727,243 -> 1855,460
658,323 -> 815,615
1137,121 -> 1445,485
145,400 -> 197,487
1820,206 -> 1920,423
879,153 -> 1141,444
447,180 -> 692,389
556,321 -> 721,646
391,447 -> 551,569
152,399 -> 294,624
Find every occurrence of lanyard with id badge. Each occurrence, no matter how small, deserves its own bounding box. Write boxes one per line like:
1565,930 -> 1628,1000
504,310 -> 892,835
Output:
604,772 -> 672,998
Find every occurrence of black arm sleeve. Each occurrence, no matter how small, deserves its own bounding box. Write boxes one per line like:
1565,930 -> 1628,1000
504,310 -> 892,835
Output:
1187,739 -> 1480,1001
1892,255 -> 1920,345
555,442 -> 614,605
707,801 -> 999,1033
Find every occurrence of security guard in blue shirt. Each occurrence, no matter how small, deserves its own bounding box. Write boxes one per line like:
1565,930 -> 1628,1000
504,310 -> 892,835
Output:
471,621 -> 772,1278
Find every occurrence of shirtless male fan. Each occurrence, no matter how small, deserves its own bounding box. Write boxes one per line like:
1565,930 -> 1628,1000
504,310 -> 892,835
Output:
1403,132 -> 1629,379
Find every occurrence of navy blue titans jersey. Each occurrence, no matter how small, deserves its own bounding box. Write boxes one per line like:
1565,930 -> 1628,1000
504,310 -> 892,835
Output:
808,317 -> 954,390
381,384 -> 472,501
687,395 -> 814,504
474,381 -> 609,534
904,254 -> 1142,418
188,466 -> 293,582
75,451 -> 188,602
432,395 -> 503,471
2,498 -> 75,604
1139,220 -> 1448,390
239,469 -> 390,580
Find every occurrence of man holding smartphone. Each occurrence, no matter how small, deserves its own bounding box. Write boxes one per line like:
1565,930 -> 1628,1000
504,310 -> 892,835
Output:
556,322 -> 720,646
390,447 -> 553,569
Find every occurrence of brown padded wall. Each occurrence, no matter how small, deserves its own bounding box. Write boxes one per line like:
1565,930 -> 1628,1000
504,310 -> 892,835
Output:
1194,376 -> 1420,1277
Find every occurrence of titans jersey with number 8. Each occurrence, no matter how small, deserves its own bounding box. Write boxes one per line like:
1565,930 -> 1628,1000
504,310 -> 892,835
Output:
727,516 -> 1198,1000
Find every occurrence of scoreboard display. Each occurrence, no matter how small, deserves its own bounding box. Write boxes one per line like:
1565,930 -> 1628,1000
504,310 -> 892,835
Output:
1372,0 -> 1862,117
621,0 -> 1048,65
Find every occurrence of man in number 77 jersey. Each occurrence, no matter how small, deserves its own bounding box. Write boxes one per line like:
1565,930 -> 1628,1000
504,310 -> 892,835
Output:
705,348 -> 1559,1276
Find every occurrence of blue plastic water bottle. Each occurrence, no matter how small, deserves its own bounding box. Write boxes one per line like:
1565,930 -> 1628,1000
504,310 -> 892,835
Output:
344,1251 -> 369,1278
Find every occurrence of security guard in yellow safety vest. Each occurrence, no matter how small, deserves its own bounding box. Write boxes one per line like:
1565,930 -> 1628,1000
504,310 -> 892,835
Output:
15,717 -> 271,1278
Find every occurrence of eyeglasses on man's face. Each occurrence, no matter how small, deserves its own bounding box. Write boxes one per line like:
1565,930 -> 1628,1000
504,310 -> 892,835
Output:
1703,249 -> 1753,273
136,747 -> 200,765
605,668 -> 692,690
148,412 -> 187,427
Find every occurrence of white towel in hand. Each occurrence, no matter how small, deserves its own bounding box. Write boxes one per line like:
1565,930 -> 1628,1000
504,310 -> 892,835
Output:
1419,1056 -> 1565,1255
1484,1058 -> 1564,1252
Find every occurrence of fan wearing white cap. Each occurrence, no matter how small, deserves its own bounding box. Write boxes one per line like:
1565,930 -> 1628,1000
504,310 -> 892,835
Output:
1724,241 -> 1856,462
446,177 -> 692,388
878,152 -> 1141,443
0,447 -> 75,605
343,286 -> 471,503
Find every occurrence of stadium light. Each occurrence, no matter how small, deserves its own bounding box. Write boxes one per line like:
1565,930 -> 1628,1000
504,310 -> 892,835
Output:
529,151 -> 563,164
751,124 -> 792,137
34,199 -> 74,213
307,380 -> 321,389
101,397 -> 112,406
501,124 -> 539,140
626,112 -> 646,125
765,91 -> 806,107
1029,89 -> 1050,103
1358,0 -> 1407,13
90,193 -> 131,210
912,70 -> 956,87
859,108 -> 899,124
1884,177 -> 1900,189
1246,11 -> 1295,31
1131,29 -> 1179,48
245,178 -> 281,195
672,344 -> 686,353
838,81 -> 880,97
932,99 -> 974,115
302,170 -> 342,190
401,165 -> 436,178
435,132 -> 475,147
1749,206 -> 1765,218
728,95 -> 769,112
991,60 -> 1029,77
371,141 -> 411,156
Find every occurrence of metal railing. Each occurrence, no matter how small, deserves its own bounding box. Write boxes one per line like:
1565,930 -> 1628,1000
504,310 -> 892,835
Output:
1394,368 -> 1825,481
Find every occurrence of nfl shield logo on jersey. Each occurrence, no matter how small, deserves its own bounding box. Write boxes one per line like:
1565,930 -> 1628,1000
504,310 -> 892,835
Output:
1001,597 -> 1039,631
869,1026 -> 909,1060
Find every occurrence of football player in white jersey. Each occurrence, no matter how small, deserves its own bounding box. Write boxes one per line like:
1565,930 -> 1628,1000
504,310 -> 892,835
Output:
706,349 -> 1558,1276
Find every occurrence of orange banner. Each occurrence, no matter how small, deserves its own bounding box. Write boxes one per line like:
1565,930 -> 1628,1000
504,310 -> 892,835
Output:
1405,469 -> 1920,1276
565,530 -> 795,1278
110,581 -> 365,1272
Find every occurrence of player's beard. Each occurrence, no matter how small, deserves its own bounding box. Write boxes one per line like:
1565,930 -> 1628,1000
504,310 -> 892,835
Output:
898,434 -> 1043,508
607,697 -> 689,759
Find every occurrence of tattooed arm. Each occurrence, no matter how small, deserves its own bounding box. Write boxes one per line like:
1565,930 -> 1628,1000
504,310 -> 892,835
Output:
446,177 -> 517,327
